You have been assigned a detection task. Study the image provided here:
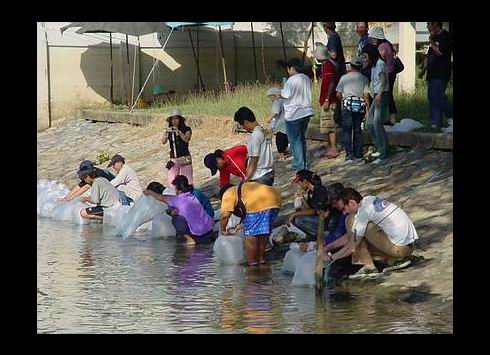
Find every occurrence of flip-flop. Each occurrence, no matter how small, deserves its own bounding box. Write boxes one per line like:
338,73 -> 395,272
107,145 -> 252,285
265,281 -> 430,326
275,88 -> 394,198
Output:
248,262 -> 259,267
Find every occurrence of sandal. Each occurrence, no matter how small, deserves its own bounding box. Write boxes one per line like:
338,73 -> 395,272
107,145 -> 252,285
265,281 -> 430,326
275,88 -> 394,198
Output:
349,266 -> 381,280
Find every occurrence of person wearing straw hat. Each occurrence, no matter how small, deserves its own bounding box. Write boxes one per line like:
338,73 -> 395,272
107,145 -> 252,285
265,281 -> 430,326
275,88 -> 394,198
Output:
162,109 -> 194,186
314,43 -> 340,159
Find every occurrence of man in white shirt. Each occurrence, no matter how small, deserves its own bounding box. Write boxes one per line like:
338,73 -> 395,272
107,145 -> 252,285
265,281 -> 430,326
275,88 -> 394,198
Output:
326,188 -> 418,278
107,154 -> 143,205
280,58 -> 314,172
233,107 -> 275,186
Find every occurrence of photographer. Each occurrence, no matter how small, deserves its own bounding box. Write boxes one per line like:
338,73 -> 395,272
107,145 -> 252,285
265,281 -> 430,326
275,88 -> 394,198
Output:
162,109 -> 193,186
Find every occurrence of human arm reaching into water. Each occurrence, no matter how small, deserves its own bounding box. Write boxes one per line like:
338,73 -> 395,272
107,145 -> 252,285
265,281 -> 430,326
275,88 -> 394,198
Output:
58,184 -> 91,203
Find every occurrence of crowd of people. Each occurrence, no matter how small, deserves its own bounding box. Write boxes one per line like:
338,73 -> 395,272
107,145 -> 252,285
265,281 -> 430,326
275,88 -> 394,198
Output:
55,22 -> 451,278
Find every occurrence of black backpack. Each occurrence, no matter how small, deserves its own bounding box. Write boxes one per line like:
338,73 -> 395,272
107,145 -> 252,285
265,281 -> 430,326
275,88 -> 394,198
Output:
233,182 -> 247,223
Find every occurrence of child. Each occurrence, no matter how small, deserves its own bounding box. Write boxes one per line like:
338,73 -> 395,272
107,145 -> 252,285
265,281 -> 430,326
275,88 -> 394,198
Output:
266,87 -> 289,160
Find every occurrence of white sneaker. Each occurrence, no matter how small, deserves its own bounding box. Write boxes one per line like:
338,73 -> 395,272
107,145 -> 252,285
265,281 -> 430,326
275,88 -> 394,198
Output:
371,152 -> 381,157
371,158 -> 382,165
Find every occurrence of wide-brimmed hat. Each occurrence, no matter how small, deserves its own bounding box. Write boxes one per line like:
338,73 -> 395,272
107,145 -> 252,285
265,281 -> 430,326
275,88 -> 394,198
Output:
368,26 -> 385,40
166,108 -> 185,122
313,42 -> 330,61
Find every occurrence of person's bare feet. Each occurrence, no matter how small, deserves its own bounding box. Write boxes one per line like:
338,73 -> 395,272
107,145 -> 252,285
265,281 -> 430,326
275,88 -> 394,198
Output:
183,234 -> 196,246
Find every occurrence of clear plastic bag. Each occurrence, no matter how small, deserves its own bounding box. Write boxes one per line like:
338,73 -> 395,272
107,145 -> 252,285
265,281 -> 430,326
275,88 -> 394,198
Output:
115,195 -> 166,239
213,213 -> 245,264
281,244 -> 304,275
291,250 -> 316,287
150,213 -> 176,238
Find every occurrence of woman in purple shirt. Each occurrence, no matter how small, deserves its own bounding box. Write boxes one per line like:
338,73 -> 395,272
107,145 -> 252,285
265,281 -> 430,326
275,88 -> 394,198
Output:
143,175 -> 214,245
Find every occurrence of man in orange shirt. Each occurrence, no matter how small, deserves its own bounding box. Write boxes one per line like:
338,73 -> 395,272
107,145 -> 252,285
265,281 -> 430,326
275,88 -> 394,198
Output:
220,182 -> 281,266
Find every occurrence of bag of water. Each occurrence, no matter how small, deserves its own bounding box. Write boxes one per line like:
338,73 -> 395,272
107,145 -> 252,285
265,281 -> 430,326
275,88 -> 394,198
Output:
213,214 -> 245,264
115,195 -> 167,238
291,250 -> 316,287
281,243 -> 304,275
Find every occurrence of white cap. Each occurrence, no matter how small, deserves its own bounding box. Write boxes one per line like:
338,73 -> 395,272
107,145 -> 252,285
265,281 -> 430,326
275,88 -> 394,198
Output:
368,26 -> 385,40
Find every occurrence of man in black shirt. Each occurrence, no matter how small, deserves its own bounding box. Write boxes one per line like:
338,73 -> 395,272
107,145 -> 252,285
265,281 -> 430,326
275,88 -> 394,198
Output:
286,170 -> 339,241
426,22 -> 452,130
57,160 -> 115,203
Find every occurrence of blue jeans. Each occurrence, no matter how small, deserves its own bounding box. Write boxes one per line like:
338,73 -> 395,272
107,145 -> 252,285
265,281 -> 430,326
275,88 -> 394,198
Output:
118,190 -> 133,206
341,109 -> 364,159
428,79 -> 452,128
286,115 -> 311,171
292,214 -> 339,241
366,92 -> 389,160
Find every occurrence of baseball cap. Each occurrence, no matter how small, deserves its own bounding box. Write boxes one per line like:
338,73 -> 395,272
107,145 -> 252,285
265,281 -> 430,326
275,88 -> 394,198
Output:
204,153 -> 218,176
79,160 -> 94,171
107,154 -> 125,167
350,56 -> 363,67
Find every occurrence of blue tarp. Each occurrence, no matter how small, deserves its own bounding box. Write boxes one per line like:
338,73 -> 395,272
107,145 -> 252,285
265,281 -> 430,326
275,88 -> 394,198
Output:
165,22 -> 234,29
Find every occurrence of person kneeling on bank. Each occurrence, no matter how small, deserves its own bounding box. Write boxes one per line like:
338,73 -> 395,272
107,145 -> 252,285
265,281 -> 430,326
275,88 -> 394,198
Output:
328,188 -> 419,278
79,169 -> 121,221
143,175 -> 214,246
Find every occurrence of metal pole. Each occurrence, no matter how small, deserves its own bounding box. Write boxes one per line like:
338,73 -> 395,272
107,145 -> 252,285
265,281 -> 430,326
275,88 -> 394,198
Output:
279,22 -> 287,62
312,22 -> 317,83
218,26 -> 230,93
131,27 -> 174,110
109,33 -> 114,106
44,24 -> 52,128
250,22 -> 258,82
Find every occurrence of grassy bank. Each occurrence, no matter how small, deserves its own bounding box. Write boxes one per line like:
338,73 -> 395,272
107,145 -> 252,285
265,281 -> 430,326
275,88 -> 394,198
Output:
139,79 -> 452,127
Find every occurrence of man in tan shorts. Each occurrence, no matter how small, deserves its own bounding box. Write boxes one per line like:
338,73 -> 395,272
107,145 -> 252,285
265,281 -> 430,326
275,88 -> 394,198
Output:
314,43 -> 340,158
325,188 -> 419,278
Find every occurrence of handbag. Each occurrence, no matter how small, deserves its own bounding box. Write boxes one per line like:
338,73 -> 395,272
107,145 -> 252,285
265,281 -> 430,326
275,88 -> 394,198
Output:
169,131 -> 192,167
342,96 -> 366,113
233,182 -> 247,223
394,56 -> 404,74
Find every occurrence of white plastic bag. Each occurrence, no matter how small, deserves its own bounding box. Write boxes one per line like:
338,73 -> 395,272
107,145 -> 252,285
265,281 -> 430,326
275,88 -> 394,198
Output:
150,213 -> 176,238
291,250 -> 316,287
281,244 -> 304,275
115,195 -> 166,238
213,214 -> 245,264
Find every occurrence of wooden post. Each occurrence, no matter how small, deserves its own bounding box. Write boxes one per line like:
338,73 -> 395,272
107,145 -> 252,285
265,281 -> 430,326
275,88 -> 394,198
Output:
109,33 -> 114,106
125,34 -> 131,106
279,22 -> 287,62
218,26 -> 230,93
188,28 -> 205,92
315,214 -> 326,294
302,23 -> 314,62
250,22 -> 258,82
312,22 -> 317,83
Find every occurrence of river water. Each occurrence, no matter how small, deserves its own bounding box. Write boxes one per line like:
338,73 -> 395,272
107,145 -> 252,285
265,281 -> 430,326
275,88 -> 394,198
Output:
37,217 -> 453,334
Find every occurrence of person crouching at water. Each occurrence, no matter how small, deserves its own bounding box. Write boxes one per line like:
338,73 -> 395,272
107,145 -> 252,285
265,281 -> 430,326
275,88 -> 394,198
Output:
58,160 -> 115,203
162,109 -> 194,186
219,182 -> 281,266
286,170 -> 340,243
143,175 -> 214,246
330,188 -> 419,278
79,169 -> 120,221
107,154 -> 143,205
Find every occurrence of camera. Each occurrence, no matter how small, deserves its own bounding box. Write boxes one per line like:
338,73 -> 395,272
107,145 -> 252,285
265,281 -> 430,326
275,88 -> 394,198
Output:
165,160 -> 175,170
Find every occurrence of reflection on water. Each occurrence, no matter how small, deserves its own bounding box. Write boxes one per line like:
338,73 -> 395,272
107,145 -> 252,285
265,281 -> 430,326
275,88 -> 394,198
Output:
37,218 -> 453,333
